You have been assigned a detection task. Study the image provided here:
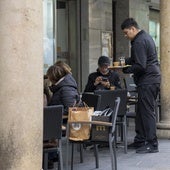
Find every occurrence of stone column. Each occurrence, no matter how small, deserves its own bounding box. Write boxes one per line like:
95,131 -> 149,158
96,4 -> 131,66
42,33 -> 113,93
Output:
0,1 -> 43,170
157,1 -> 170,138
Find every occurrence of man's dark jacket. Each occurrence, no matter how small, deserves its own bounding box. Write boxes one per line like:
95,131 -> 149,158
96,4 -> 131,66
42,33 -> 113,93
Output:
84,69 -> 121,92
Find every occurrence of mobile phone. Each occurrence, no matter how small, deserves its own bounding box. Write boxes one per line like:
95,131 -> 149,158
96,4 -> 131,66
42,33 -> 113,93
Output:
102,77 -> 108,81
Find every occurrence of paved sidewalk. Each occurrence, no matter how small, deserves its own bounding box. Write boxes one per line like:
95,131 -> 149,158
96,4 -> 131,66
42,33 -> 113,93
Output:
61,139 -> 170,170
53,121 -> 170,170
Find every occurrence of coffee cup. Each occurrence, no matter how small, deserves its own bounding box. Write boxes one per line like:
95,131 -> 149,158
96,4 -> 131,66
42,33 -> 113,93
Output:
113,61 -> 120,66
110,86 -> 115,90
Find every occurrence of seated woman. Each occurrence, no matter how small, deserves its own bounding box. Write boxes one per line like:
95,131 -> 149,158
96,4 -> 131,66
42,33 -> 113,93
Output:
43,61 -> 71,106
44,62 -> 80,169
84,56 -> 122,92
46,63 -> 80,115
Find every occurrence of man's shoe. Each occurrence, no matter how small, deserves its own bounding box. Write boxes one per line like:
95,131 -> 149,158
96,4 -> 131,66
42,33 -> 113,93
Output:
136,143 -> 159,154
128,142 -> 145,149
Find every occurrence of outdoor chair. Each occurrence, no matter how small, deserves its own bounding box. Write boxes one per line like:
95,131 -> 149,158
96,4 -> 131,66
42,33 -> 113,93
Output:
43,105 -> 64,170
94,89 -> 128,153
67,93 -> 101,169
123,75 -> 138,107
123,75 -> 137,99
81,92 -> 101,111
123,75 -> 137,128
66,97 -> 120,170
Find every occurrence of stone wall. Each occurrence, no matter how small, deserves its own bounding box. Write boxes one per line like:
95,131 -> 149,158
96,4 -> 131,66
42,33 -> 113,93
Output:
130,0 -> 149,31
115,0 -> 150,60
115,0 -> 129,59
81,0 -> 113,91
89,0 -> 113,73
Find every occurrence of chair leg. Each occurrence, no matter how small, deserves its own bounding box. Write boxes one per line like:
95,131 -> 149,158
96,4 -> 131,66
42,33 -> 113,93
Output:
66,138 -> 69,170
58,140 -> 63,170
94,144 -> 99,168
71,143 -> 74,170
123,116 -> 127,154
109,135 -> 117,170
115,125 -> 117,145
79,144 -> 83,163
113,140 -> 117,170
120,118 -> 124,141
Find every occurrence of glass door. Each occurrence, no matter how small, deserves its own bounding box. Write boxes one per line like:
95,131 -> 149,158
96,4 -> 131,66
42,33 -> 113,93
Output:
56,0 -> 69,63
56,0 -> 79,84
43,0 -> 56,74
43,0 -> 80,88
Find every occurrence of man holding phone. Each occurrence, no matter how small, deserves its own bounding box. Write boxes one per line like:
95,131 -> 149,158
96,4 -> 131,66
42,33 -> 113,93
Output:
84,56 -> 122,92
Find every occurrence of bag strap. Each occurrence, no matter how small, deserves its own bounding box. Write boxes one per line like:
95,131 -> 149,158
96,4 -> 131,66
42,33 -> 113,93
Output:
82,102 -> 89,108
71,100 -> 90,111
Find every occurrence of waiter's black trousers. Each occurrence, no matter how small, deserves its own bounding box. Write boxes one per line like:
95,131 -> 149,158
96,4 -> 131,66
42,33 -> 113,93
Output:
134,84 -> 160,143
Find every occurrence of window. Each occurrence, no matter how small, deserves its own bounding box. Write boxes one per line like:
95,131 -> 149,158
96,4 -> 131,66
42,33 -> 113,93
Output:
149,9 -> 160,62
43,0 -> 55,74
149,20 -> 160,61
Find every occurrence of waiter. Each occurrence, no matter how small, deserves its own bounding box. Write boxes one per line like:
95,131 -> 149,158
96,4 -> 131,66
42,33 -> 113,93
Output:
121,18 -> 161,154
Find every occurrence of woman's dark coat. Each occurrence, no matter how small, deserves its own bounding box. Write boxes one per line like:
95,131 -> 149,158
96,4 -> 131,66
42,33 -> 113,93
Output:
48,74 -> 80,115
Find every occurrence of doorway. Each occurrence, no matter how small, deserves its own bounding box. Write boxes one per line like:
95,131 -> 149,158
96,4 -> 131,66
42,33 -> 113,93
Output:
43,0 -> 81,89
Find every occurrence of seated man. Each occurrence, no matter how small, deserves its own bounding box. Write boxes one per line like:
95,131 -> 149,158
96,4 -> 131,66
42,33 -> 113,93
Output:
84,56 -> 121,92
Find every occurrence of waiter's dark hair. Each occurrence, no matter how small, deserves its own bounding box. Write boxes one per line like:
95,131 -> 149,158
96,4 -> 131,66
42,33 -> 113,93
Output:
121,18 -> 139,30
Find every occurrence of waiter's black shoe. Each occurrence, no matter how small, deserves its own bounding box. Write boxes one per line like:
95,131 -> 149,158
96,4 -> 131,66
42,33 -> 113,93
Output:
128,142 -> 145,149
136,143 -> 159,154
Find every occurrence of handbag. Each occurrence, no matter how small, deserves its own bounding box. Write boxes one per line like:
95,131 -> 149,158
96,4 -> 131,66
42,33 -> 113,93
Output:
68,104 -> 94,141
91,108 -> 113,142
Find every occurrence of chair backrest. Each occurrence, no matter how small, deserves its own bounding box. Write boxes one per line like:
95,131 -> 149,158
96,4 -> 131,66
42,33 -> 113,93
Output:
81,93 -> 101,111
43,105 -> 63,141
111,97 -> 120,133
94,89 -> 127,116
124,76 -> 137,97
